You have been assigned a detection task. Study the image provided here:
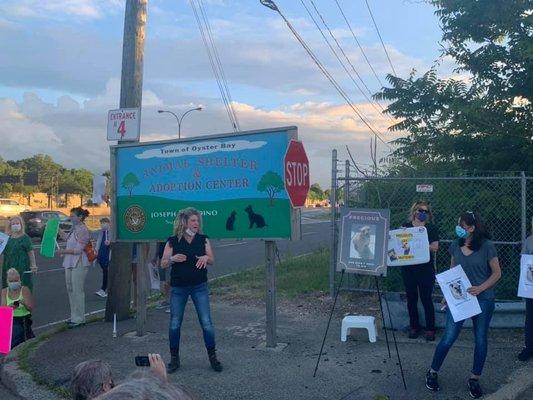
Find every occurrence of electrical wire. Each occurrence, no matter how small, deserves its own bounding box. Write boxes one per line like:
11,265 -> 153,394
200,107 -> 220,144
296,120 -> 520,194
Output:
260,1 -> 391,147
190,0 -> 240,131
333,0 -> 384,88
364,0 -> 397,76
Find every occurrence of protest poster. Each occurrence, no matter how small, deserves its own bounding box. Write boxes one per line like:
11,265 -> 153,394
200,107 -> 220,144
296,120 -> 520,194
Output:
337,208 -> 390,276
40,218 -> 60,258
0,232 -> 8,255
518,254 -> 533,299
436,265 -> 481,322
387,226 -> 430,267
0,306 -> 14,354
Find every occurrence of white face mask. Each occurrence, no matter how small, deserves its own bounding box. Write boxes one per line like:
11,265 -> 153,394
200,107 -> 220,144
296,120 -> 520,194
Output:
101,223 -> 109,230
11,223 -> 22,233
185,228 -> 196,237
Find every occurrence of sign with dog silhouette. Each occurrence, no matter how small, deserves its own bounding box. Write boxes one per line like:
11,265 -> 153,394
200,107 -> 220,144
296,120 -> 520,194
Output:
518,254 -> 533,299
337,208 -> 390,276
436,265 -> 481,322
386,227 -> 430,267
111,127 -> 301,241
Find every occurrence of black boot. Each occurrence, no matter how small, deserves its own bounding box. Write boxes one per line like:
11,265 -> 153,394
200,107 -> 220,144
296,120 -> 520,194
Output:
167,347 -> 180,374
207,347 -> 222,372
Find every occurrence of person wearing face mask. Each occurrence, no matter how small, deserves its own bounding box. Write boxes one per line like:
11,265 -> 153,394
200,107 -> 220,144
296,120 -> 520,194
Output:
94,217 -> 112,298
425,211 -> 501,399
1,216 -> 37,292
160,207 -> 222,374
1,268 -> 34,348
58,207 -> 91,328
400,201 -> 439,341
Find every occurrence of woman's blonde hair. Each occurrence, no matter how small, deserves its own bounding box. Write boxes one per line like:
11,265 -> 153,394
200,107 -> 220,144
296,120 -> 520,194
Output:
6,268 -> 21,281
7,215 -> 26,235
409,200 -> 433,222
173,208 -> 202,240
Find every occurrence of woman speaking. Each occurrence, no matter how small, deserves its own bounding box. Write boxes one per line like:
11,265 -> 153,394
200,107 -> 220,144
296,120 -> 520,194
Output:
161,207 -> 222,373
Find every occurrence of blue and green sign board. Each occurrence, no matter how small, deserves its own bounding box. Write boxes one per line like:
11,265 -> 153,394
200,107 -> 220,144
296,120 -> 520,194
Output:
111,126 -> 300,241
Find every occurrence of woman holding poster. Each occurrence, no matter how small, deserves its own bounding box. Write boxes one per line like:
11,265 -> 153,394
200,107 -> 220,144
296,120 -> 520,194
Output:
161,207 -> 222,374
401,201 -> 439,341
426,211 -> 501,399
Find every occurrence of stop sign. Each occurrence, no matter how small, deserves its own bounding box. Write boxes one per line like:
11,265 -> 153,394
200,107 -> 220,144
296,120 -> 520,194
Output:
284,140 -> 310,207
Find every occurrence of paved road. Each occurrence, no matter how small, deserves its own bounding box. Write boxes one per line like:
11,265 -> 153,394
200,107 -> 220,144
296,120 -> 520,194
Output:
29,209 -> 332,331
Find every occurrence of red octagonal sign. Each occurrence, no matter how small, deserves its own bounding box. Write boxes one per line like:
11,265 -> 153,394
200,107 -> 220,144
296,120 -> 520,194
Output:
284,140 -> 310,207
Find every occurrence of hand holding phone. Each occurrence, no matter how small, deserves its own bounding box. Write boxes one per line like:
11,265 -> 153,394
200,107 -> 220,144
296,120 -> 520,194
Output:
134,356 -> 150,367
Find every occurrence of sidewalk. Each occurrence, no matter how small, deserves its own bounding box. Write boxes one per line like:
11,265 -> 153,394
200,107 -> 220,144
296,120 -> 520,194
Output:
7,298 -> 533,399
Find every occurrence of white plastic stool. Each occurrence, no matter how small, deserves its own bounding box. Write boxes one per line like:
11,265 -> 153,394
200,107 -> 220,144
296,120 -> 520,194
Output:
341,315 -> 377,343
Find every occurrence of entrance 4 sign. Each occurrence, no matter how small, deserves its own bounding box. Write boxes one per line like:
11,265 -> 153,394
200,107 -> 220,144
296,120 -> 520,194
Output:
107,108 -> 141,141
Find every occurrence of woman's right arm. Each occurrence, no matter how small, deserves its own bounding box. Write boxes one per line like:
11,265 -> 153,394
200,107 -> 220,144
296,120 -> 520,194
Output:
160,243 -> 172,269
0,289 -> 5,306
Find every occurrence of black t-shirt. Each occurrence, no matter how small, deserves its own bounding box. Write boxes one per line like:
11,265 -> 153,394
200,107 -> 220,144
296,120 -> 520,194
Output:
167,234 -> 209,287
401,222 -> 439,271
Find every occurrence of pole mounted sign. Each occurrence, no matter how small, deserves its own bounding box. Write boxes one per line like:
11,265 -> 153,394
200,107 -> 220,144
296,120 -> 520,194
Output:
111,126 -> 303,241
107,108 -> 141,141
284,140 -> 310,207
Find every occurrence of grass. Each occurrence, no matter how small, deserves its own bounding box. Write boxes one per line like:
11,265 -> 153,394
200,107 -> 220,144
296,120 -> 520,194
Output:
210,248 -> 330,299
17,325 -> 71,399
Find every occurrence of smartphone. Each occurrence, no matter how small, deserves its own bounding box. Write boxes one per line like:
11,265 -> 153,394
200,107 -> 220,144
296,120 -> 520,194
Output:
13,301 -> 20,308
135,356 -> 150,367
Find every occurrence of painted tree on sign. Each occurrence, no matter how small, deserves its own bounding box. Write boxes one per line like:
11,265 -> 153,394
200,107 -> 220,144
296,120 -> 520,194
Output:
257,171 -> 284,206
122,172 -> 140,197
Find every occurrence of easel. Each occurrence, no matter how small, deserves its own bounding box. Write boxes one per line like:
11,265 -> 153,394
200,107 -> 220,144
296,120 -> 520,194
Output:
313,268 -> 407,390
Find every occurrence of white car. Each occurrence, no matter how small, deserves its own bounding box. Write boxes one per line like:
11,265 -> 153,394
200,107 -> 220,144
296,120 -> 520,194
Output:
0,199 -> 31,218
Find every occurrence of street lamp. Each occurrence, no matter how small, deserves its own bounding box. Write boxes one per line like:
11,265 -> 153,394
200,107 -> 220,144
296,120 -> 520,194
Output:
157,107 -> 202,139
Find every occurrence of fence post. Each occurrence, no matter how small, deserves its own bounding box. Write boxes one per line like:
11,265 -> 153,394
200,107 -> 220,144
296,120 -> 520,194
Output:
344,160 -> 350,207
330,149 -> 338,298
521,171 -> 527,247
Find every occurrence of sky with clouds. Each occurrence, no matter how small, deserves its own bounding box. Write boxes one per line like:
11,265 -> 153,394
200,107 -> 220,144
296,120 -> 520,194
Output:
0,0 -> 450,187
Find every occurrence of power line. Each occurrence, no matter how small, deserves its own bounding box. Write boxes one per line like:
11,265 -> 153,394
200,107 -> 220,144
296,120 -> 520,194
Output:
197,0 -> 241,131
260,0 -> 391,149
190,0 -> 240,131
333,0 -> 384,88
305,0 -> 392,119
364,0 -> 397,76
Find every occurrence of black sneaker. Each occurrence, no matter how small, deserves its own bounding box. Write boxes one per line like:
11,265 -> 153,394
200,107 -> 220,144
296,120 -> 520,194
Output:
425,370 -> 439,392
468,378 -> 483,399
517,348 -> 533,362
408,328 -> 421,339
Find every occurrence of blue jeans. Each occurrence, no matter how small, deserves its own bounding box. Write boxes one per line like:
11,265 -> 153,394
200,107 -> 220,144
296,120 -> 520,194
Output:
431,299 -> 495,376
169,282 -> 216,350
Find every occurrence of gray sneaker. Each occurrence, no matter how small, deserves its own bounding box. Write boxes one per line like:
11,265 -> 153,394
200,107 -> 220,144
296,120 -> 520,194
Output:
468,378 -> 482,399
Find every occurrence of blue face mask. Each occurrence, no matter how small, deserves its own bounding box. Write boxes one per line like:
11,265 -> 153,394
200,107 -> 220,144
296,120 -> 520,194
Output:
416,212 -> 428,222
8,281 -> 21,291
455,225 -> 468,239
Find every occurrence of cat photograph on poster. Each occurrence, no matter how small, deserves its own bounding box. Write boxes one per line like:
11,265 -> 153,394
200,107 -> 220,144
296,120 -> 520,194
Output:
350,224 -> 376,260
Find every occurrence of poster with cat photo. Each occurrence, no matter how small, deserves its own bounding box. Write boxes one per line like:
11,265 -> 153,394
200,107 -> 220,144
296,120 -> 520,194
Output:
436,265 -> 481,322
518,254 -> 533,299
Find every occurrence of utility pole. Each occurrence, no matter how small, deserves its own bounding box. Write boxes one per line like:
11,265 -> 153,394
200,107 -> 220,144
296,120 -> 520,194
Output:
105,0 -> 148,331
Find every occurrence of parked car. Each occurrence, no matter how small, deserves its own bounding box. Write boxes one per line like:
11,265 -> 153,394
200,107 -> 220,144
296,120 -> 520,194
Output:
0,199 -> 31,217
20,211 -> 73,238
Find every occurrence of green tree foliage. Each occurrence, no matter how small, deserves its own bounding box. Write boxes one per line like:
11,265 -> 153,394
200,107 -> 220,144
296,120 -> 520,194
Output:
375,0 -> 532,173
122,172 -> 140,197
257,171 -> 284,206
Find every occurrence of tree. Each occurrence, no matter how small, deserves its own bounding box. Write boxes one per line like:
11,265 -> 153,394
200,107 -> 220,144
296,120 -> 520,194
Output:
375,0 -> 532,174
122,172 -> 140,197
257,171 -> 285,206
309,183 -> 325,200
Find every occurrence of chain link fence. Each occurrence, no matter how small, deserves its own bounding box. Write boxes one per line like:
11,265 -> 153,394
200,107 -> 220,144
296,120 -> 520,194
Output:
330,156 -> 531,301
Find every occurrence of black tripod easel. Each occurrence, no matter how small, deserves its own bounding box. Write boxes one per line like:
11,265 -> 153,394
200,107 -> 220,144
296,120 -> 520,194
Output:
313,271 -> 407,391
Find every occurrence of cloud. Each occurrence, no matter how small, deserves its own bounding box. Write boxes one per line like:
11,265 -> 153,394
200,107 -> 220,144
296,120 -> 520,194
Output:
0,0 -> 123,20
